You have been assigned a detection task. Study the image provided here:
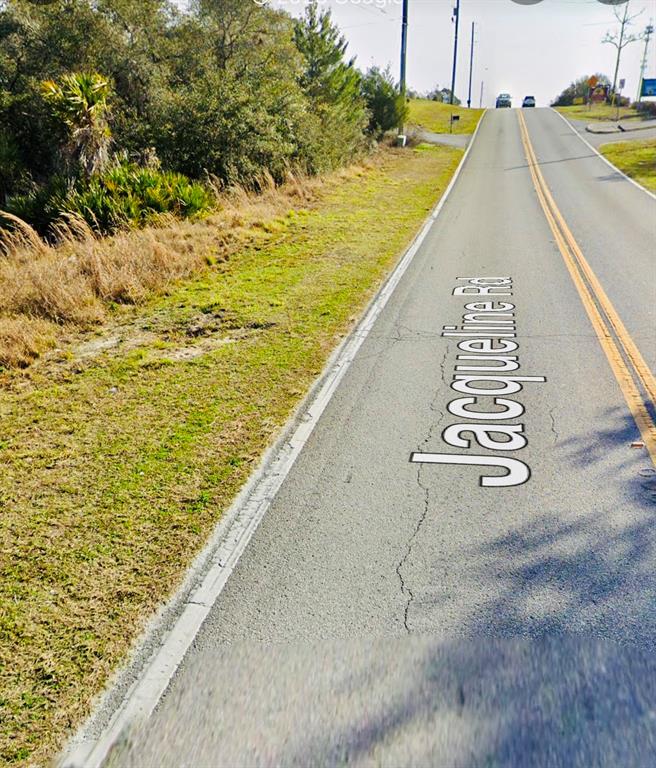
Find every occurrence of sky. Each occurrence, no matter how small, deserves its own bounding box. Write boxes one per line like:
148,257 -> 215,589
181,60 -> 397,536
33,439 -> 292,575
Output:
266,0 -> 656,107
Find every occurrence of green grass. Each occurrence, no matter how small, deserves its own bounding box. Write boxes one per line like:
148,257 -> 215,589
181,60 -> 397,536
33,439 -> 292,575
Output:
408,98 -> 484,135
0,144 -> 463,766
599,139 -> 656,193
556,104 -> 640,122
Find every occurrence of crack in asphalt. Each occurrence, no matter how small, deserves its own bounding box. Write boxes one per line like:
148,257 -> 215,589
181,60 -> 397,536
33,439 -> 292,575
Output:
396,462 -> 430,633
360,325 -> 628,341
424,344 -> 449,445
549,407 -> 559,445
395,343 -> 449,632
439,345 -> 448,385
348,318 -> 410,364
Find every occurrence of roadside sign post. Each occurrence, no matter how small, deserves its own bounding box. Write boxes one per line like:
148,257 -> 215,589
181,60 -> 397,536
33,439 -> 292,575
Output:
450,114 -> 460,134
587,76 -> 598,110
617,78 -> 626,121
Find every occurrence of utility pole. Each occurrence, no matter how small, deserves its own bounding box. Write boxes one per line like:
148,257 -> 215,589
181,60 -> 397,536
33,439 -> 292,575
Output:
479,79 -> 484,109
399,0 -> 409,134
637,20 -> 654,102
467,21 -> 475,109
450,0 -> 460,105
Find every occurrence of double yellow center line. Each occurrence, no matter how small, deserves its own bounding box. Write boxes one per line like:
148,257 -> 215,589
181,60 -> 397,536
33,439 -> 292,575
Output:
517,110 -> 656,465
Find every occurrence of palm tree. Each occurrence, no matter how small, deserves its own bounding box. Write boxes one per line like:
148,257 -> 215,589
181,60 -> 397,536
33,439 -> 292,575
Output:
41,72 -> 112,178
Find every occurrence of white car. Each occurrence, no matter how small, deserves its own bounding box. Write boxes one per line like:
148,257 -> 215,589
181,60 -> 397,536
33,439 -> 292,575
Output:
522,96 -> 536,108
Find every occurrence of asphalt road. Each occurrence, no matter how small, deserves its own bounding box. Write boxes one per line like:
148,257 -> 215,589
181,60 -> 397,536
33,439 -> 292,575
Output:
108,109 -> 656,767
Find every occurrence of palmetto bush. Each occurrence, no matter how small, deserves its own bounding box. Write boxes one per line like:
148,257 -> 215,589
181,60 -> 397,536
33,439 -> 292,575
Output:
7,164 -> 214,236
41,72 -> 113,178
5,176 -> 73,236
69,164 -> 214,232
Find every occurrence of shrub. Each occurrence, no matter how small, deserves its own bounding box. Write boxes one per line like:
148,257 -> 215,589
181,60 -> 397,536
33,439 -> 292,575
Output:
6,164 -> 214,237
5,176 -> 73,236
152,72 -> 303,186
41,72 -> 113,178
293,2 -> 368,168
0,130 -> 29,206
635,101 -> 656,118
361,66 -> 407,137
70,164 -> 214,231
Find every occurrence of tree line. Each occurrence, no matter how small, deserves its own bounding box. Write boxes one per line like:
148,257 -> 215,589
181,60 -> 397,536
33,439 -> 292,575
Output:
0,0 -> 406,235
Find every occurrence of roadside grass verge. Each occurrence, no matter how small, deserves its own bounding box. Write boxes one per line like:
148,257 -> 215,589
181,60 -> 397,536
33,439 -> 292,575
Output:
599,139 -> 656,193
0,143 -> 465,766
555,104 -> 640,122
408,98 -> 484,135
0,174 -> 327,368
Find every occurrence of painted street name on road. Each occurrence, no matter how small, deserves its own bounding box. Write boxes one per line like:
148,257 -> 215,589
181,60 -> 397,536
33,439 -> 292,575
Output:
412,277 -> 546,488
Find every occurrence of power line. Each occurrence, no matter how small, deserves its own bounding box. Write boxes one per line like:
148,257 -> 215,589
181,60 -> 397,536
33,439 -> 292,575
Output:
340,18 -> 400,31
346,1 -> 389,17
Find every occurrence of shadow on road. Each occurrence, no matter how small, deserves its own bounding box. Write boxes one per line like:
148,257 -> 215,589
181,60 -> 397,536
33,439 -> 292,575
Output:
461,405 -> 656,643
112,636 -> 656,767
504,153 -> 598,172
596,171 -> 628,184
107,410 -> 656,767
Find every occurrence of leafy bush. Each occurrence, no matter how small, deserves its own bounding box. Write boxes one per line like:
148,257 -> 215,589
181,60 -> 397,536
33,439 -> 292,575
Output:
635,101 -> 656,118
152,70 -> 308,186
73,164 -> 213,230
0,0 -> 370,208
7,164 -> 213,236
0,130 -> 30,206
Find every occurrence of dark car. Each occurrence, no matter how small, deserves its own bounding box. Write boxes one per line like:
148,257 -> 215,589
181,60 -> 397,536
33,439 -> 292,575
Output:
522,96 -> 536,108
496,93 -> 512,108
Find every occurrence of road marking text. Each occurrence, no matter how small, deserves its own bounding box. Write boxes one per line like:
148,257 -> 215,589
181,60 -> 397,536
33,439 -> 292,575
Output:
411,277 -> 546,488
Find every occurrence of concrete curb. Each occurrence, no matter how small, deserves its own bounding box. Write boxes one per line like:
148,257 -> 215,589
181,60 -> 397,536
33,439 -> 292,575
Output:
586,119 -> 656,135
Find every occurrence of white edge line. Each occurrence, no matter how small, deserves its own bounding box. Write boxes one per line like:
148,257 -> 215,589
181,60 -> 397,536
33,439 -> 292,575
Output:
59,110 -> 487,768
550,107 -> 656,202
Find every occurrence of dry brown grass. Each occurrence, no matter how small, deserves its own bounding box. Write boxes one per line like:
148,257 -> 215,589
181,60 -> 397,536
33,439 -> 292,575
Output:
0,167 -> 333,368
0,317 -> 56,368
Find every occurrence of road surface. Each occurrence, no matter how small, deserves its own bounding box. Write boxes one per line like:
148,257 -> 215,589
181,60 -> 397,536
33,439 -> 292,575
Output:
104,108 -> 656,766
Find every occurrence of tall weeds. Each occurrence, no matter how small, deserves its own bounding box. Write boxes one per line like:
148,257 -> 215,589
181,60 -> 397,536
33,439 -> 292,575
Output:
0,161 -> 337,368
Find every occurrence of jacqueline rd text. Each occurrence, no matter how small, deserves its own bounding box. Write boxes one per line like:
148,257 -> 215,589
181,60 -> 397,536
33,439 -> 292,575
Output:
411,277 -> 547,488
